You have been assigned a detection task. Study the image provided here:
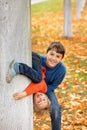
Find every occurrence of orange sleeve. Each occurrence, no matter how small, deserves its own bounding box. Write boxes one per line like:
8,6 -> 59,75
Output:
24,80 -> 47,96
24,67 -> 47,96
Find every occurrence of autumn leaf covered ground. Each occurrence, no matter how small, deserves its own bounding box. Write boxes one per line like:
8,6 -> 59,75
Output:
31,0 -> 87,130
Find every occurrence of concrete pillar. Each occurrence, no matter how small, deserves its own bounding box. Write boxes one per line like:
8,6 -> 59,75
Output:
0,0 -> 33,130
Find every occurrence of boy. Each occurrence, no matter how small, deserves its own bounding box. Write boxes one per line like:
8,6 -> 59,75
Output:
6,42 -> 66,130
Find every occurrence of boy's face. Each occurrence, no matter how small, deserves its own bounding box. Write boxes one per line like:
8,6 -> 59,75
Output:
46,48 -> 63,68
34,92 -> 48,110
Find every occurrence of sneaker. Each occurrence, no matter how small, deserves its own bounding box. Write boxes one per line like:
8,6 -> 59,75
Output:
6,60 -> 17,83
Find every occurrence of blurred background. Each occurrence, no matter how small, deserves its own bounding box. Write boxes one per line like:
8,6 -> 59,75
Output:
31,0 -> 87,130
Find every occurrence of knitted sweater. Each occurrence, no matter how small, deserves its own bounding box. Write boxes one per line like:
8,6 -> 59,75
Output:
41,56 -> 66,93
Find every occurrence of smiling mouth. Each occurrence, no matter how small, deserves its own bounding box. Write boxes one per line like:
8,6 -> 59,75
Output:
49,62 -> 56,66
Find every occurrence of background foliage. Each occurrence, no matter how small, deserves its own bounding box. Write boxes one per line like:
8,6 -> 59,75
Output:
31,0 -> 87,129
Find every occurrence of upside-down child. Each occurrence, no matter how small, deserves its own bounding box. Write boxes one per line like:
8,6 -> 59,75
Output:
13,67 -> 51,111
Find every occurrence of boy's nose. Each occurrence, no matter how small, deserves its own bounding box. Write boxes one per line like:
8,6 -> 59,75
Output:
52,56 -> 56,60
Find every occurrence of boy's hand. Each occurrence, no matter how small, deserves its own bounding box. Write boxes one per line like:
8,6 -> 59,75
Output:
13,91 -> 27,100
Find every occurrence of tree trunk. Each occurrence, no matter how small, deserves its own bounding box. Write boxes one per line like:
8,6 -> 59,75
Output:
63,0 -> 73,37
76,0 -> 86,19
0,0 -> 33,130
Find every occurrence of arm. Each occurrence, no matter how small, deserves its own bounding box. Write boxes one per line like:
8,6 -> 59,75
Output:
46,68 -> 66,93
13,79 -> 47,100
24,79 -> 47,96
13,91 -> 27,100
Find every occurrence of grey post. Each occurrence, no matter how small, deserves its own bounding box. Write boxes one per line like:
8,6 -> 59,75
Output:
0,0 -> 33,130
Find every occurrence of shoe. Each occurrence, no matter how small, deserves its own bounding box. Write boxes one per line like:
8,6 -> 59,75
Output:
6,60 -> 17,83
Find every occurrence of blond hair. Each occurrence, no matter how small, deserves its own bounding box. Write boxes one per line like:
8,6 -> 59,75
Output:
33,97 -> 51,115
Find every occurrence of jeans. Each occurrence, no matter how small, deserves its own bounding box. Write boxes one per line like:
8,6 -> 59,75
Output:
46,92 -> 61,130
19,52 -> 42,83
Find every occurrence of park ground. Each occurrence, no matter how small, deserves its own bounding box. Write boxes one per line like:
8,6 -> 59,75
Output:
31,0 -> 87,130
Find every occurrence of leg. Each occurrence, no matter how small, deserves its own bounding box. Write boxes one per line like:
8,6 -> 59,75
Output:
19,52 -> 42,82
46,92 -> 61,130
6,60 -> 20,83
6,52 -> 42,83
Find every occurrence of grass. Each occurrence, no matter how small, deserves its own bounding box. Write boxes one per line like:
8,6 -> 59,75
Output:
31,0 -> 79,15
31,0 -> 63,15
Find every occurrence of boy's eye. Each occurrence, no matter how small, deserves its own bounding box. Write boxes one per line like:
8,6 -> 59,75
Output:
56,55 -> 60,58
